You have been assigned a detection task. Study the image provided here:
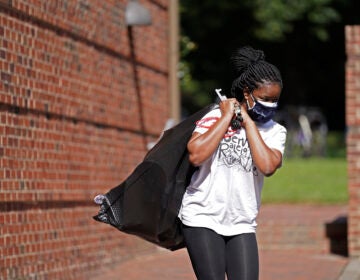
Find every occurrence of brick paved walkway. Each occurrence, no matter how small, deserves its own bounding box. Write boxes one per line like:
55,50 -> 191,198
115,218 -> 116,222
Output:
90,204 -> 350,280
93,248 -> 348,280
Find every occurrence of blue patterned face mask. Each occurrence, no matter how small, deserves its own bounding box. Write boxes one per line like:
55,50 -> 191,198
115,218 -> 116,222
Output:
247,94 -> 278,123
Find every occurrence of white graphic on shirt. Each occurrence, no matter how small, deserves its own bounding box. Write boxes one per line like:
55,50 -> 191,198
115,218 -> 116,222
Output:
196,115 -> 258,175
218,133 -> 258,175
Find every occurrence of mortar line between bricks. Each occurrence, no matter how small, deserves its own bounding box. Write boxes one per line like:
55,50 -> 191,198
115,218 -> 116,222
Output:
0,200 -> 94,212
0,102 -> 159,138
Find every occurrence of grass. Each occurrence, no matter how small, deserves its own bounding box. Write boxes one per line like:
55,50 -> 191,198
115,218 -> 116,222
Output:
262,157 -> 348,205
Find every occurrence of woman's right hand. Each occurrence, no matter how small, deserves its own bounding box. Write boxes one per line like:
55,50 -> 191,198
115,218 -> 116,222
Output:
187,99 -> 239,166
219,98 -> 239,119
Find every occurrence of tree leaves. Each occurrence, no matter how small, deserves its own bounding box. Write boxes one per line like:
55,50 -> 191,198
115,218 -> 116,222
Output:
252,0 -> 340,41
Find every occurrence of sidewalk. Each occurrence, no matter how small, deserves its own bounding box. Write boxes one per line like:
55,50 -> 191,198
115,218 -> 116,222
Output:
93,247 -> 350,280
90,204 -> 356,280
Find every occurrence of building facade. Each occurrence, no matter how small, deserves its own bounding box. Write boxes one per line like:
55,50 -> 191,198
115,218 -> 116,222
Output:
0,1 -> 177,279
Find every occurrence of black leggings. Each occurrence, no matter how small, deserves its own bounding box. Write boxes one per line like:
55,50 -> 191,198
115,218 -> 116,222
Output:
182,225 -> 259,280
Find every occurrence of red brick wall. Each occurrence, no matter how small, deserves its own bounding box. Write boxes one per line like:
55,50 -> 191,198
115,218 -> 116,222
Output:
0,1 -> 170,279
346,25 -> 360,258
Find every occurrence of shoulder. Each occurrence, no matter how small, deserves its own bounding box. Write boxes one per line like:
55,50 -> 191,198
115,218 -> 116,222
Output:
259,120 -> 286,130
197,106 -> 221,121
258,120 -> 287,135
193,106 -> 221,134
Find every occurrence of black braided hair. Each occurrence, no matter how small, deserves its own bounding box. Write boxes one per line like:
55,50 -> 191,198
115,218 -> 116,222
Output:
230,46 -> 283,100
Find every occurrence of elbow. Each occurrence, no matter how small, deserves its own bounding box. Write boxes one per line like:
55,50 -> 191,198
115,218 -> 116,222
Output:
260,151 -> 283,177
188,152 -> 203,167
263,168 -> 277,177
259,162 -> 281,177
187,138 -> 207,166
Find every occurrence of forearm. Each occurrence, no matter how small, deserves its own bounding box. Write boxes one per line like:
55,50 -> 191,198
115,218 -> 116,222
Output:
243,120 -> 282,176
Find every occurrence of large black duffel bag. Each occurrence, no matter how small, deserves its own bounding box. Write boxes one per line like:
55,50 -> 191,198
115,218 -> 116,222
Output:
93,104 -> 216,250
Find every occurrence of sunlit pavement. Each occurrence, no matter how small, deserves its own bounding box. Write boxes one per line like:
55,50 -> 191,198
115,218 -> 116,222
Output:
90,204 -> 357,280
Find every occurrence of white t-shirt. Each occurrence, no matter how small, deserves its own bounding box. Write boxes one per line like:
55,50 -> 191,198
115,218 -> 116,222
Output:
178,107 -> 287,236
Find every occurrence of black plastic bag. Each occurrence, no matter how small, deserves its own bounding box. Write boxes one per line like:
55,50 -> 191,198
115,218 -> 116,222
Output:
93,104 -> 216,250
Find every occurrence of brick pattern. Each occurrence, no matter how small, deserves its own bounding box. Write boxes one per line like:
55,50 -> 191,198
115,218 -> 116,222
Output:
0,0 -> 169,279
257,204 -> 347,254
92,205 -> 350,280
346,25 -> 360,258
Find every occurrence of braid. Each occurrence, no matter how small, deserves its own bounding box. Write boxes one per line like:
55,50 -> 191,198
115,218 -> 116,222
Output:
230,46 -> 282,99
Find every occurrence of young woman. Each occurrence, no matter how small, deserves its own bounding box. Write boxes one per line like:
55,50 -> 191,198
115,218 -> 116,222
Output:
178,46 -> 287,280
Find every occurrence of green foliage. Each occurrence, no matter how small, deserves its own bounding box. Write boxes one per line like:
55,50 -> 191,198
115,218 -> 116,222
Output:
252,0 -> 340,41
262,158 -> 348,204
179,35 -> 214,112
326,131 -> 346,158
179,0 -> 359,130
179,0 -> 256,111
178,36 -> 197,100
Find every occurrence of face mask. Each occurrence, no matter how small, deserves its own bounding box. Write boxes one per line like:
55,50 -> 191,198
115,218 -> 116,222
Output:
247,94 -> 278,123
